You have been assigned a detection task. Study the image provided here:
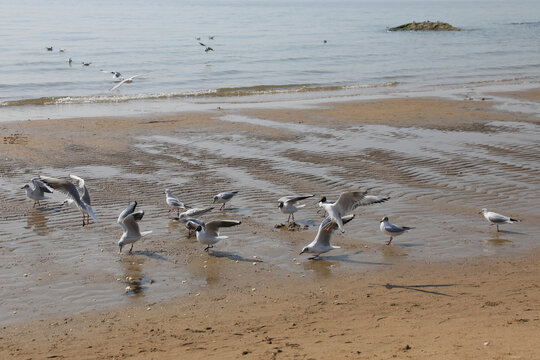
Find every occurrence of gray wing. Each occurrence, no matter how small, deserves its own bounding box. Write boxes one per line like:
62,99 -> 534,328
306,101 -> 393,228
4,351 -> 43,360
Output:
333,191 -> 368,214
70,174 -> 91,205
358,195 -> 390,206
40,175 -> 82,204
383,222 -> 410,233
168,194 -> 184,207
315,215 -> 355,246
181,206 -> 214,218
219,191 -> 238,200
123,211 -> 143,236
31,178 -> 52,193
279,194 -> 314,204
205,220 -> 241,237
487,212 -> 510,223
118,201 -> 137,225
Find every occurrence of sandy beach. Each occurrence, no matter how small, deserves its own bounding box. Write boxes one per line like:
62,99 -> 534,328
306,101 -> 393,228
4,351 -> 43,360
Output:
1,91 -> 540,359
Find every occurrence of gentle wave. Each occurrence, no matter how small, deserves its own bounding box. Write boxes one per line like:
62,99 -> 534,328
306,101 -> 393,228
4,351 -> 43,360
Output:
0,82 -> 399,107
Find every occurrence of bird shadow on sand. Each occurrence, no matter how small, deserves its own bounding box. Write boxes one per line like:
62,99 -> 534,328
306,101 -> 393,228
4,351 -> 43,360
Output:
35,204 -> 64,212
381,283 -> 455,297
392,243 -> 424,248
492,229 -> 527,235
127,250 -> 173,263
209,250 -> 263,263
312,251 -> 392,266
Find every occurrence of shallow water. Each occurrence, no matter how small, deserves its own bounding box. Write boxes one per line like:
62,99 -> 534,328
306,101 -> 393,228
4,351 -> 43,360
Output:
1,113 -> 539,324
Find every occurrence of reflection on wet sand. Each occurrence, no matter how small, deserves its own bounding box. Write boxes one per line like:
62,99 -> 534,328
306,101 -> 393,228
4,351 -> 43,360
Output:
119,255 -> 148,297
24,209 -> 50,236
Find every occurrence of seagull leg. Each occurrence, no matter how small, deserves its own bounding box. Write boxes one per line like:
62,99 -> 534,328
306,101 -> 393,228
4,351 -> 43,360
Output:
220,203 -> 225,211
308,255 -> 320,260
496,224 -> 499,232
33,201 -> 37,208
129,244 -> 133,253
287,214 -> 291,223
291,213 -> 295,223
82,216 -> 86,226
386,237 -> 393,246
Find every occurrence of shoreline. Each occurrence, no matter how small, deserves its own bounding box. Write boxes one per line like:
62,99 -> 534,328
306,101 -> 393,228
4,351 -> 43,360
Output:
1,87 -> 539,358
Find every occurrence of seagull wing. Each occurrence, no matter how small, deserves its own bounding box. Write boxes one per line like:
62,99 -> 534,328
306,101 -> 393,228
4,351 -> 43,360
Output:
39,175 -> 82,204
199,42 -> 207,47
205,220 -> 241,237
358,195 -> 390,206
487,212 -> 510,223
333,191 -> 368,215
118,201 -> 138,226
185,219 -> 202,231
314,215 -> 355,246
122,211 -> 143,237
278,194 -> 314,204
110,78 -> 129,91
69,174 -> 91,205
31,177 -> 53,193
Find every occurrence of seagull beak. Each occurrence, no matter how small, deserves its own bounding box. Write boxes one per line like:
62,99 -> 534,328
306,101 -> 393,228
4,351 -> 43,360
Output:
20,186 -> 26,189
299,249 -> 306,255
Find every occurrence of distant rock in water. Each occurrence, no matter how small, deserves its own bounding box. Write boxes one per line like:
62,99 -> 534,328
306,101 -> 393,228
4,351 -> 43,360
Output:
389,21 -> 460,31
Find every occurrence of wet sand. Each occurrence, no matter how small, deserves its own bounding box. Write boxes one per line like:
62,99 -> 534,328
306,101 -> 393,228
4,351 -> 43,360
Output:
1,91 -> 539,358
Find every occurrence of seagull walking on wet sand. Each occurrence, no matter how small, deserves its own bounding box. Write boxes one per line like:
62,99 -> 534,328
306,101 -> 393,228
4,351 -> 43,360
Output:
22,178 -> 53,208
165,189 -> 189,215
319,191 -> 390,232
117,201 -> 152,253
186,219 -> 241,251
300,215 -> 355,260
40,175 -> 98,226
278,195 -> 314,223
213,191 -> 238,211
480,208 -> 520,232
379,216 -> 413,245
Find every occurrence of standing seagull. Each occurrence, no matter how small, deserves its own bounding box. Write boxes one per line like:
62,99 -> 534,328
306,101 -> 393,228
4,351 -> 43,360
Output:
186,219 -> 241,251
199,42 -> 214,52
379,216 -> 413,245
319,191 -> 390,232
40,175 -> 98,226
22,178 -> 53,208
213,191 -> 238,211
165,189 -> 189,215
109,73 -> 146,91
480,208 -> 520,232
117,201 -> 152,253
300,215 -> 355,260
278,195 -> 314,223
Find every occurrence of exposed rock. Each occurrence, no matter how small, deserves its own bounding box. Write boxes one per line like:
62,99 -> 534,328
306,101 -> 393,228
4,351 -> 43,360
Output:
389,21 -> 460,32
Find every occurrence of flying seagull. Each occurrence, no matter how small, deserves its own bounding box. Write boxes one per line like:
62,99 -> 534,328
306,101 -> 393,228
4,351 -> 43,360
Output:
199,42 -> 214,52
300,215 -> 355,260
117,201 -> 152,253
109,73 -> 146,91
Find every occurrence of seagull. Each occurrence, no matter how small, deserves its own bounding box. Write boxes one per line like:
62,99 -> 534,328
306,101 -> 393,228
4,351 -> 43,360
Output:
319,191 -> 390,232
316,196 -> 334,216
379,216 -> 413,245
278,195 -> 314,223
175,206 -> 214,220
186,219 -> 241,251
39,175 -> 98,226
60,174 -> 97,226
213,191 -> 238,211
179,217 -> 203,236
100,70 -> 123,81
479,208 -> 520,232
22,178 -> 53,208
165,189 -> 189,215
46,46 -> 53,51
300,215 -> 355,260
208,36 -> 215,40
58,48 -> 65,52
68,58 -> 72,65
82,62 -> 91,66
117,201 -> 152,253
199,42 -> 214,52
109,73 -> 146,91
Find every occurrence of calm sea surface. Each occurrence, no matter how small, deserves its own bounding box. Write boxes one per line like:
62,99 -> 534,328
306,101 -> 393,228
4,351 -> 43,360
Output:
1,0 -> 540,118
